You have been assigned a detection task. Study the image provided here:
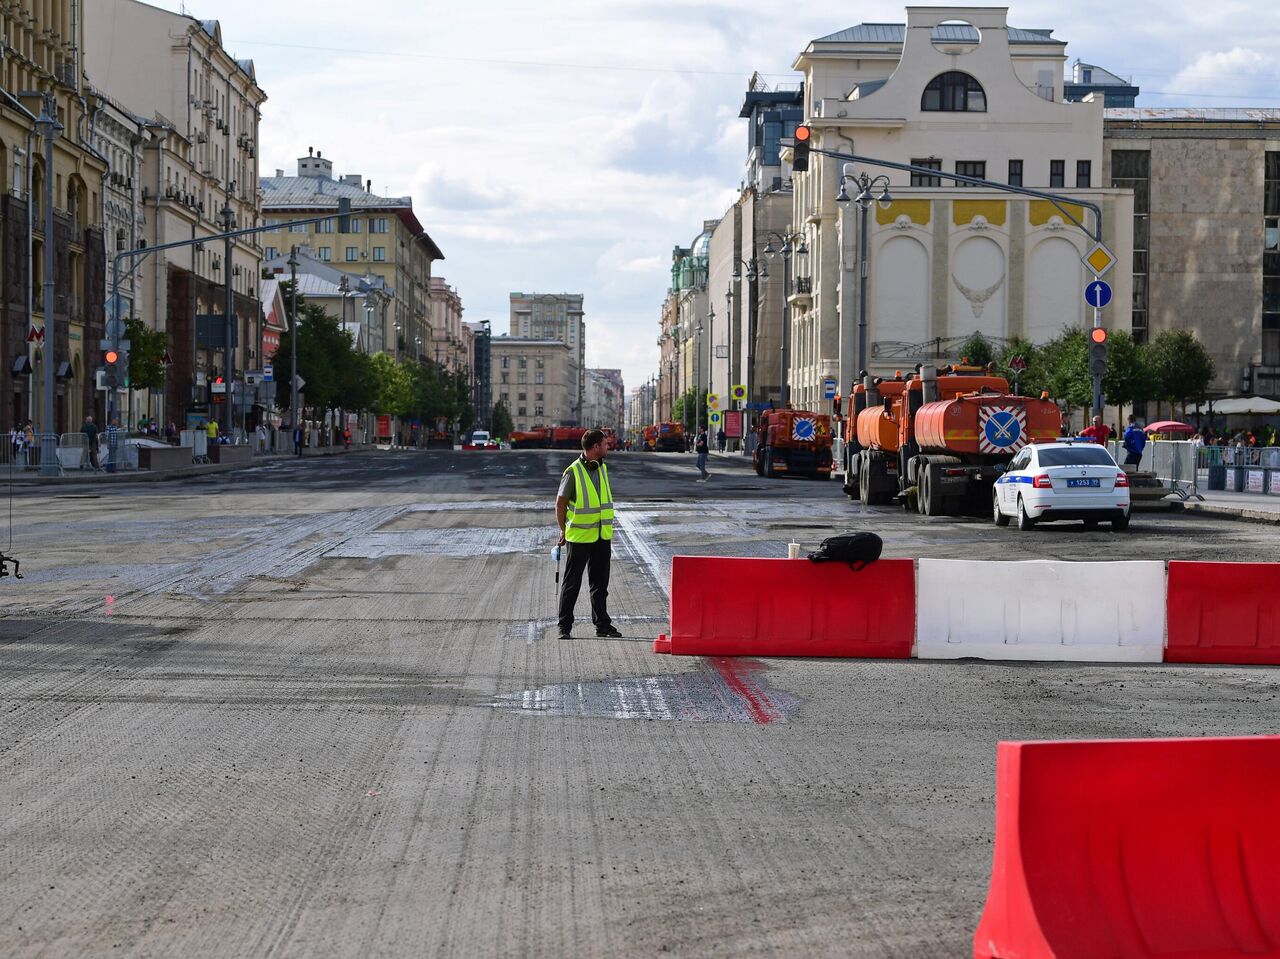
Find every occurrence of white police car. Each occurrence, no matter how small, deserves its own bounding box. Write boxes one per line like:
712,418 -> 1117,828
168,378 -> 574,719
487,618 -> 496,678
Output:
993,439 -> 1130,531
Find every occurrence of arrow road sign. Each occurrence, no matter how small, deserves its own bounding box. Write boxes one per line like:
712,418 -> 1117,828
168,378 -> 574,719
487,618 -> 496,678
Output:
1084,280 -> 1113,309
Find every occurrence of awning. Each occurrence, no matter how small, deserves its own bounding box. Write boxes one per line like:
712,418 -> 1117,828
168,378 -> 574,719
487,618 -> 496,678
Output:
11,356 -> 32,376
56,361 -> 73,381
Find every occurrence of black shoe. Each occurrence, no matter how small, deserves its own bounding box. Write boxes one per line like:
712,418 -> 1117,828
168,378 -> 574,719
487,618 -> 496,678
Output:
596,625 -> 623,638
557,629 -> 572,640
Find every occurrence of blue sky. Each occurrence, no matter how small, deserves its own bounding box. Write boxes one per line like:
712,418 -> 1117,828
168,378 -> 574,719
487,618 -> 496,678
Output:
145,0 -> 1280,396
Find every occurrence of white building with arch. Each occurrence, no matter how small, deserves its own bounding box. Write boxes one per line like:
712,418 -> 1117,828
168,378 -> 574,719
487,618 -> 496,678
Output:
787,6 -> 1133,410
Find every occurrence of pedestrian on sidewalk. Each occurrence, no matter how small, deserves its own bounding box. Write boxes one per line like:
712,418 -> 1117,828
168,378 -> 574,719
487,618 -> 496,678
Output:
694,427 -> 710,481
716,427 -> 726,452
1079,415 -> 1112,445
293,423 -> 303,457
1121,415 -> 1146,466
105,416 -> 122,473
555,428 -> 621,640
82,414 -> 100,471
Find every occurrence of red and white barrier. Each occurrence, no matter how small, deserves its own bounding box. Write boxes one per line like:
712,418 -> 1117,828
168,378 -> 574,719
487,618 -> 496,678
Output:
1166,561 -> 1280,665
916,559 -> 1166,662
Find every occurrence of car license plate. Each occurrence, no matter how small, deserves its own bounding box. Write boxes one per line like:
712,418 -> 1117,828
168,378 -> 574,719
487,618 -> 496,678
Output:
1067,478 -> 1100,488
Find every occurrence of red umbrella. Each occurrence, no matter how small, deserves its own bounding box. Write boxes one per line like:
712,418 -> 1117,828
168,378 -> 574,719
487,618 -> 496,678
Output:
1145,420 -> 1194,434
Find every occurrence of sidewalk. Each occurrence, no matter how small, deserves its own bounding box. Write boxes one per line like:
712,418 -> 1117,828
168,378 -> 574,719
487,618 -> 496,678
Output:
1184,489 -> 1280,523
0,442 -> 368,486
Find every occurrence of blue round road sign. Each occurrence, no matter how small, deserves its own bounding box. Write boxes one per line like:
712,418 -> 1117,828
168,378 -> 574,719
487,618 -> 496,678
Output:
983,410 -> 1022,449
1084,280 -> 1113,309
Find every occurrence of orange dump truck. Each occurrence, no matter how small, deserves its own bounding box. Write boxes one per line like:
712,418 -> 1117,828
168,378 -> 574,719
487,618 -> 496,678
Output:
752,409 -> 834,479
847,364 -> 1061,514
650,421 -> 685,452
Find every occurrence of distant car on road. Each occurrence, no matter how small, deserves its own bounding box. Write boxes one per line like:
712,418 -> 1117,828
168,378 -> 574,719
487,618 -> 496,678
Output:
463,430 -> 498,450
993,439 -> 1130,531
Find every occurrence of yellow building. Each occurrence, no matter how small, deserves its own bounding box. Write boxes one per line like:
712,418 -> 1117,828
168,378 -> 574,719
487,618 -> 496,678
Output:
262,151 -> 443,362
2,1 -> 108,435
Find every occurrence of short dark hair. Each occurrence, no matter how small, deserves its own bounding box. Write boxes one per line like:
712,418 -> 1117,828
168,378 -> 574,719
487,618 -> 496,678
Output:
582,428 -> 605,450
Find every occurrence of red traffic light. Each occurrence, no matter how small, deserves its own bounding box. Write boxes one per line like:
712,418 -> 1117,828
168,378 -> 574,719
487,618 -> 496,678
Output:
105,350 -> 119,363
1089,327 -> 1107,344
794,124 -> 811,142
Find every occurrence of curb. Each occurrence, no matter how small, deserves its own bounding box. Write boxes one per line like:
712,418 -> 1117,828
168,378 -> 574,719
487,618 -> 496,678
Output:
1183,502 -> 1280,525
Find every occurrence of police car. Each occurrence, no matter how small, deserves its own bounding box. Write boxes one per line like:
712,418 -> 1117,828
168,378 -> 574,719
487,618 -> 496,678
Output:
993,439 -> 1130,531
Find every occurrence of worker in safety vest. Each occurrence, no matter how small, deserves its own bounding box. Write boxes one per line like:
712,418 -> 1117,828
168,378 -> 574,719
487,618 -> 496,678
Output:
555,428 -> 622,640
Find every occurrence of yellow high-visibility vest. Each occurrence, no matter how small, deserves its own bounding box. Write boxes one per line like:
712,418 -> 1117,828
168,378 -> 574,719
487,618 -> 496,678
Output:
563,458 -> 613,543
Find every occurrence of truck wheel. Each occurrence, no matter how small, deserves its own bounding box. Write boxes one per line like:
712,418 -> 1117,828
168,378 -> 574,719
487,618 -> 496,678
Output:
1017,496 -> 1036,531
920,470 -> 945,516
993,491 -> 1010,527
858,460 -> 871,503
763,449 -> 776,478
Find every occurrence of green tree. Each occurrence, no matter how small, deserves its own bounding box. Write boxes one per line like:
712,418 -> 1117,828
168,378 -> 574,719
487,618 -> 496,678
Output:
996,336 -> 1039,396
1040,328 -> 1093,412
490,401 -> 513,440
370,352 -> 412,416
1100,329 -> 1154,421
957,332 -> 994,367
123,317 -> 167,391
1148,330 -> 1215,418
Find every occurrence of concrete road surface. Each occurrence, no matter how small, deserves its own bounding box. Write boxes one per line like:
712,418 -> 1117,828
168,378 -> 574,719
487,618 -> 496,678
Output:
2,449 -> 1278,958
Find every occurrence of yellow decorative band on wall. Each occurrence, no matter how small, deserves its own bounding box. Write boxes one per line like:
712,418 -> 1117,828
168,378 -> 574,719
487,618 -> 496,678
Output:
1029,200 -> 1086,227
876,199 -> 931,226
952,200 -> 1006,227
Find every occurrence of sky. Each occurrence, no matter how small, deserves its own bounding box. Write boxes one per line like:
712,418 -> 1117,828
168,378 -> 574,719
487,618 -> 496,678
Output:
146,0 -> 1280,396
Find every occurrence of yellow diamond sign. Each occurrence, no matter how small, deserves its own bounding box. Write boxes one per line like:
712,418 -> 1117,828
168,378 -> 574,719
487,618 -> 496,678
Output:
1082,242 -> 1116,278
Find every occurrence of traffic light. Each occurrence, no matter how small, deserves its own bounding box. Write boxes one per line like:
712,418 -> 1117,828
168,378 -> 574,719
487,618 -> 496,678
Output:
1088,326 -> 1108,377
792,124 -> 811,173
117,350 -> 130,388
103,349 -> 120,388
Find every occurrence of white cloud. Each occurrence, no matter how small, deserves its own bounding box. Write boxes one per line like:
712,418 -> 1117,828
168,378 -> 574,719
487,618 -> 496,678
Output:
1168,47 -> 1278,97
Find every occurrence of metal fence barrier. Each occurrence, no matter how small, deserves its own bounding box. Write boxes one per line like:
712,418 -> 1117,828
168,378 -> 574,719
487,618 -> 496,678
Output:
1196,446 -> 1280,495
1107,440 -> 1200,501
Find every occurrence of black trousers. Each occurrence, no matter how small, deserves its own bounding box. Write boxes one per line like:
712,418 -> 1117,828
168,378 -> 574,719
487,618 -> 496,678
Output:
558,539 -> 612,632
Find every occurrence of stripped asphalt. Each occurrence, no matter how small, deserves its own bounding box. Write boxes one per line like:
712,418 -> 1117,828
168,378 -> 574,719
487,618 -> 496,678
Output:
3,449 -> 1279,958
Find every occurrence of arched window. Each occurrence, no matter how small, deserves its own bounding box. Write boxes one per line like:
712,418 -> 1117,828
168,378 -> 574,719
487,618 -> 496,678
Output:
921,72 -> 986,112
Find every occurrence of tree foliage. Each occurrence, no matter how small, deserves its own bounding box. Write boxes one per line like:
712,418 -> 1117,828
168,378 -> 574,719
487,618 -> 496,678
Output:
957,332 -> 995,368
490,401 -> 513,439
124,317 -> 168,391
1148,330 -> 1215,412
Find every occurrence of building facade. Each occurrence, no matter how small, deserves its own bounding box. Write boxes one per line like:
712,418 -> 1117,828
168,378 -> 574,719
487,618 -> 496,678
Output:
490,335 -> 574,433
1104,109 -> 1280,400
508,292 -> 584,424
261,150 -> 443,367
2,1 -> 109,437
84,1 -> 266,429
582,367 -> 624,434
787,8 -> 1133,411
429,277 -> 469,373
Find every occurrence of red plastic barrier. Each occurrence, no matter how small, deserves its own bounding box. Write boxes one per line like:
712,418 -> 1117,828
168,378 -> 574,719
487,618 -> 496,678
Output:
1166,562 -> 1280,665
658,556 -> 914,658
975,736 -> 1280,959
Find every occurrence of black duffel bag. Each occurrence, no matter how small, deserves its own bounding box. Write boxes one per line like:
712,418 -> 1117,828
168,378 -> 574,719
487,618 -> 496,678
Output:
807,531 -> 883,571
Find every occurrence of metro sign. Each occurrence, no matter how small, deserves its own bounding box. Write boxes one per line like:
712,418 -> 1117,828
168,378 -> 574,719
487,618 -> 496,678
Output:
26,326 -> 45,343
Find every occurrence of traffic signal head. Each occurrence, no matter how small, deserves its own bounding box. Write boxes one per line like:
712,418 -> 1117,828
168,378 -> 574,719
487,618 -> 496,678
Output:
103,349 -> 120,388
792,124 -> 811,173
1088,327 -> 1108,377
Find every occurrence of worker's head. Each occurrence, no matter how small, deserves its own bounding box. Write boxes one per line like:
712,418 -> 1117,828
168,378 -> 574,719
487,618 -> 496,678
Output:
1128,414 -> 1136,424
581,428 -> 607,462
1092,415 -> 1103,427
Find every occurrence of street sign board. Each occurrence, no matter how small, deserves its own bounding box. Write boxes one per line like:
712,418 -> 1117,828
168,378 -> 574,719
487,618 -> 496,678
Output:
1084,280 -> 1113,309
730,384 -> 746,401
823,377 -> 837,400
709,411 -> 722,425
1082,243 -> 1116,278
160,351 -> 173,367
263,364 -> 273,382
707,392 -> 720,410
1008,355 -> 1027,371
105,318 -> 126,341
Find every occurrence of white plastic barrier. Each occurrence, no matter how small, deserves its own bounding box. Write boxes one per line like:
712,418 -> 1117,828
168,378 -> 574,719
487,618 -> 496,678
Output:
916,559 -> 1166,662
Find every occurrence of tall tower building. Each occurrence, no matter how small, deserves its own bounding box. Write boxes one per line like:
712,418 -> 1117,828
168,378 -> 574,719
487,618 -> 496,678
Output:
508,293 -> 585,424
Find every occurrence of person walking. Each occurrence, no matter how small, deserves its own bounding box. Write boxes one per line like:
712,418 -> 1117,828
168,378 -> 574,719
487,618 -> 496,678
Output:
694,426 -> 710,481
555,428 -> 621,640
1121,414 -> 1146,466
1079,415 -> 1112,445
716,427 -> 726,452
105,416 -> 122,473
293,423 -> 304,457
82,414 -> 100,471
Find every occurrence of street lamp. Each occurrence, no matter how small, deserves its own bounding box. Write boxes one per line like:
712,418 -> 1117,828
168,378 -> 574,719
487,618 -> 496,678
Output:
36,94 -> 62,477
761,231 -> 807,407
694,321 -> 704,432
836,170 -> 893,379
288,246 -> 300,431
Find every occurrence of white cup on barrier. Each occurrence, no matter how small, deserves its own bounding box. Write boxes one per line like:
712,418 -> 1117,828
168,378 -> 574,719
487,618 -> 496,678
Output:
787,542 -> 801,560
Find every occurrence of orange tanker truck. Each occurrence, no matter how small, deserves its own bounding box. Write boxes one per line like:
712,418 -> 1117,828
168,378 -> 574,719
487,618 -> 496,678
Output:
650,421 -> 685,452
752,409 -> 834,479
846,363 -> 1061,514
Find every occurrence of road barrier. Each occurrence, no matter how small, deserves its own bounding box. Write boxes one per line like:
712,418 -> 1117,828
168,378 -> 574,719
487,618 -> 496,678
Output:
915,559 -> 1166,662
974,735 -> 1280,959
654,555 -> 914,658
1166,561 -> 1280,665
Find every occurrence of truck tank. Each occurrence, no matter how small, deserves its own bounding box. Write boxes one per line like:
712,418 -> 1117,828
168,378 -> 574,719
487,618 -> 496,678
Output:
915,392 -> 1061,457
855,378 -> 906,451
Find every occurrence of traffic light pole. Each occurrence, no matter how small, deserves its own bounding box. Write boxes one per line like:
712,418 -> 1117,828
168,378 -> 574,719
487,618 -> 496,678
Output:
108,200 -> 349,433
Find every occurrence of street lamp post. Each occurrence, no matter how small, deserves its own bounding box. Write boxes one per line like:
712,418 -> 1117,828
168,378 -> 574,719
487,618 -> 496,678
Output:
288,246 -> 299,433
695,321 -> 704,432
731,257 -> 764,454
762,231 -> 807,408
836,171 -> 893,380
36,94 -> 61,477
221,196 -> 235,436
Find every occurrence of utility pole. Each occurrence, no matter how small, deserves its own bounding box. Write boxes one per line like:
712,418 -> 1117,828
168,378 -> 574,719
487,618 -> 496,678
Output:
221,197 -> 235,434
36,93 -> 61,477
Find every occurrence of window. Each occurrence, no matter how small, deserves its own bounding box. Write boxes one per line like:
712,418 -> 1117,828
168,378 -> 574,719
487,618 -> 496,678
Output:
518,372 -> 527,384
1111,150 -> 1150,342
345,247 -> 358,261
372,247 -> 386,261
349,218 -> 362,234
318,247 -> 331,262
1076,160 -> 1092,188
264,246 -> 278,260
501,356 -> 509,369
1008,160 -> 1023,187
265,218 -> 280,233
518,392 -> 527,401
1049,160 -> 1065,188
535,372 -> 544,384
534,406 -> 544,417
536,392 -> 544,402
519,358 -> 527,369
921,72 -> 986,112
536,358 -> 545,369
289,221 -> 306,234
316,219 -> 334,234
518,407 -> 527,417
500,392 -> 509,406
370,217 -> 389,233
910,158 -> 942,187
955,161 -> 986,183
